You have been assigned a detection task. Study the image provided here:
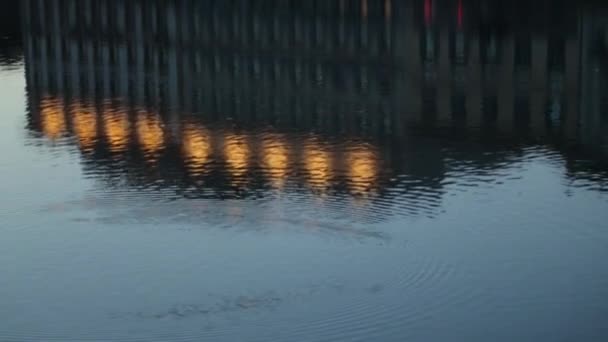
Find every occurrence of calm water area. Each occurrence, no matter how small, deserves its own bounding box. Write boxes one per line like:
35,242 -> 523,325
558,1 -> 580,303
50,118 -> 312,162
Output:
1,1 -> 608,341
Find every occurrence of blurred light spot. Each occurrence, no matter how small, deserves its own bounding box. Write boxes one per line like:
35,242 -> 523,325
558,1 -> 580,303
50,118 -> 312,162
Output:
136,110 -> 165,160
224,134 -> 249,184
103,104 -> 130,153
40,96 -> 66,140
304,139 -> 333,192
347,145 -> 378,195
182,123 -> 211,176
70,100 -> 97,152
262,134 -> 289,188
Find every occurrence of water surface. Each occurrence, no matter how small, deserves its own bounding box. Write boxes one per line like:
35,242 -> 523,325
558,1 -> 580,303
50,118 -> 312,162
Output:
1,1 -> 608,341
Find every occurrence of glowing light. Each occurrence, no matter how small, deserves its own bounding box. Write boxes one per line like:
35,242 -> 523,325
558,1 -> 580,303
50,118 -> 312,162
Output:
304,139 -> 332,192
224,134 -> 249,182
136,110 -> 165,159
39,97 -> 66,140
346,145 -> 378,195
103,104 -> 130,153
70,100 -> 97,152
182,123 -> 211,176
261,134 -> 289,188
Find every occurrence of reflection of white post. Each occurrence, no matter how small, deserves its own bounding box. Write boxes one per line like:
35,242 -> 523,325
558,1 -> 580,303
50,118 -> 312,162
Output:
81,0 -> 94,98
118,44 -> 128,97
37,0 -> 47,32
404,2 -> 421,123
437,29 -> 451,122
498,35 -> 514,132
102,40 -> 111,99
66,0 -> 77,96
564,37 -> 580,139
85,40 -> 94,98
117,1 -> 125,34
100,0 -> 107,32
70,39 -> 80,98
467,36 -> 482,128
181,3 -> 193,113
134,1 -> 145,105
167,2 -> 179,111
83,0 -> 92,28
37,37 -> 48,90
530,36 -> 548,135
116,2 -> 128,97
52,1 -> 64,92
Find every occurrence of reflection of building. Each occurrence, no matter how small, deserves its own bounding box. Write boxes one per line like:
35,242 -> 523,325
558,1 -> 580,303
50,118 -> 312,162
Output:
21,0 -> 608,206
22,0 -> 592,135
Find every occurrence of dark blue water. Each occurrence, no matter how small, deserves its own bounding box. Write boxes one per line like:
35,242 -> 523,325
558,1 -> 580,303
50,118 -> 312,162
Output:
1,1 -> 608,341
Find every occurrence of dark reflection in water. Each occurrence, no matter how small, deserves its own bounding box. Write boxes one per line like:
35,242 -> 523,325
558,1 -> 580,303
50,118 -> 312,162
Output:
21,0 -> 608,213
2,0 -> 608,341
0,1 -> 21,67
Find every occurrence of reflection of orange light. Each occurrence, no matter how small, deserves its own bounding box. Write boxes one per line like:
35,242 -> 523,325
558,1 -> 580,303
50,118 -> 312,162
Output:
70,101 -> 97,151
347,146 -> 378,195
136,110 -> 165,158
304,140 -> 332,191
103,105 -> 130,153
182,123 -> 211,175
224,134 -> 249,181
262,135 -> 289,188
40,97 -> 66,140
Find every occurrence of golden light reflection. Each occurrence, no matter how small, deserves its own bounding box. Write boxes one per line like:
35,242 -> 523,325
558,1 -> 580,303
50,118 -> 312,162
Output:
347,145 -> 378,195
136,110 -> 165,159
103,104 -> 130,153
40,97 -> 66,140
182,123 -> 211,176
261,134 -> 289,188
70,101 -> 97,152
304,140 -> 333,192
224,134 -> 249,183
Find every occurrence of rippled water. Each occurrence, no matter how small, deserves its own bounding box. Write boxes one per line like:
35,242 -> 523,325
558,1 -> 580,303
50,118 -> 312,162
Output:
2,1 -> 608,341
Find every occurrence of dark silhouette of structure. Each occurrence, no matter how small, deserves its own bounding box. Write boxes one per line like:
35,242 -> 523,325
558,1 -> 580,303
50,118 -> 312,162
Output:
19,0 -> 608,208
